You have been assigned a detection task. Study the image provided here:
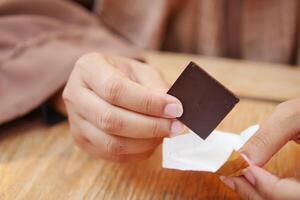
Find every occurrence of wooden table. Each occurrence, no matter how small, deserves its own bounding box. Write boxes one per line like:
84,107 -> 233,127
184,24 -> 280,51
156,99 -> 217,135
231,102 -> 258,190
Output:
1,52 -> 300,199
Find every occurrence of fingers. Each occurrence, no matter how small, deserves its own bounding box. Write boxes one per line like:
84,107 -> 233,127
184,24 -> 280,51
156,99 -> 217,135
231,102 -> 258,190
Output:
80,117 -> 161,155
223,176 -> 264,200
68,108 -> 161,156
76,53 -> 183,118
126,60 -> 169,91
240,99 -> 300,166
105,54 -> 169,91
76,138 -> 155,162
222,166 -> 300,200
70,87 -> 183,138
242,166 -> 300,200
63,53 -> 186,161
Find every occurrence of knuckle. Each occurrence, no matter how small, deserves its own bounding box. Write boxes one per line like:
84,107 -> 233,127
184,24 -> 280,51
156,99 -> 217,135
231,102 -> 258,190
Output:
96,110 -> 123,133
76,52 -> 102,69
104,138 -> 124,155
102,76 -> 123,104
141,94 -> 156,114
250,133 -> 272,149
75,53 -> 104,83
150,120 -> 161,138
75,54 -> 88,70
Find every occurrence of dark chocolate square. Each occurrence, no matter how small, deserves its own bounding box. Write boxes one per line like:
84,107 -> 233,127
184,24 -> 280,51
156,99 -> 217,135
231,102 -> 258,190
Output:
167,62 -> 239,139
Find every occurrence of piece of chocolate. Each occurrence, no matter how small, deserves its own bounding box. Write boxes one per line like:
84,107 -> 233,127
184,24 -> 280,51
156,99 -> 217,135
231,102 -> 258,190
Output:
167,62 -> 239,139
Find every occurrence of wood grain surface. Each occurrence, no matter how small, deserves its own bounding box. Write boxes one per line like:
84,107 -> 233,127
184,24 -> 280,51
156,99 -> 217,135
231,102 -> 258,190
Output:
1,52 -> 300,200
144,51 -> 300,102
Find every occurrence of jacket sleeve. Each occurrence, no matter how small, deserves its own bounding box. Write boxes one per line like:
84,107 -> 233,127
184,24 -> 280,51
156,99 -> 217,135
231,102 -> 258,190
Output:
0,0 -> 138,124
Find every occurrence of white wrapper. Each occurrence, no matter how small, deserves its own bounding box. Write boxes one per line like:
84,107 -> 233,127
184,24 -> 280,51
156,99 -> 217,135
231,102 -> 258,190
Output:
162,125 -> 259,172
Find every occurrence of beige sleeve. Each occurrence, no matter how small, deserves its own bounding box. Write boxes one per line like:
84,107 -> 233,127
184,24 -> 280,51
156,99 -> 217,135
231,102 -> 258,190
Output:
0,0 -> 138,124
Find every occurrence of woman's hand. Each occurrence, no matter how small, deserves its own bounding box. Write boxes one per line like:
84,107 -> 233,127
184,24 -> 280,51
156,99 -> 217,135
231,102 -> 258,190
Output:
63,53 -> 184,161
221,166 -> 300,200
221,98 -> 300,199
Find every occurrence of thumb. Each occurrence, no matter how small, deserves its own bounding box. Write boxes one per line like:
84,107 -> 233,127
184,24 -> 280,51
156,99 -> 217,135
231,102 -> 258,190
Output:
242,166 -> 300,200
240,100 -> 300,166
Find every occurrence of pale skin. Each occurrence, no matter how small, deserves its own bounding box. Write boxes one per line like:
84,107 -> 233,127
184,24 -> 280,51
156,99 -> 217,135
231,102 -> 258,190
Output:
221,98 -> 300,200
63,53 -> 184,162
63,53 -> 300,199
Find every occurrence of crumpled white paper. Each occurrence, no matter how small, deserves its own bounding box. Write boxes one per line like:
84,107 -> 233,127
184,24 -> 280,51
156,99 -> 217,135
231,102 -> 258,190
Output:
162,125 -> 259,172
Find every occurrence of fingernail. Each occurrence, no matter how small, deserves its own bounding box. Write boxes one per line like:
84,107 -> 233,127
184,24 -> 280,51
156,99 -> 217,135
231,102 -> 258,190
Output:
164,103 -> 183,118
220,176 -> 235,190
240,153 -> 252,165
170,121 -> 184,137
242,168 -> 256,186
